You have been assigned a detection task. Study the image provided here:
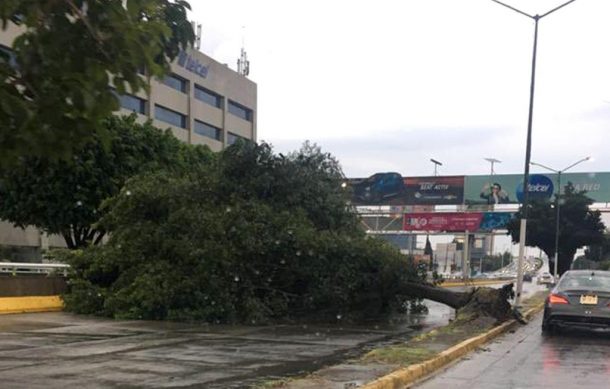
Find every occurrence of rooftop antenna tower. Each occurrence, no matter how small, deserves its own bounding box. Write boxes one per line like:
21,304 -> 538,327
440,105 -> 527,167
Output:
237,26 -> 250,76
191,21 -> 202,51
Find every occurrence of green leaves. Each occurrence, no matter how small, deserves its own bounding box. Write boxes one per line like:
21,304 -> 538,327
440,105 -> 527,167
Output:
507,182 -> 605,275
62,141 -> 425,322
0,114 -> 213,249
0,0 -> 194,166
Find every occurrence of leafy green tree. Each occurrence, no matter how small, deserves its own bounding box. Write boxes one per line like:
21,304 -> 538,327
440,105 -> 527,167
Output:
0,0 -> 194,166
584,234 -> 610,262
424,236 -> 433,270
61,141 -> 425,321
0,115 -> 212,249
506,183 -> 605,276
583,233 -> 610,270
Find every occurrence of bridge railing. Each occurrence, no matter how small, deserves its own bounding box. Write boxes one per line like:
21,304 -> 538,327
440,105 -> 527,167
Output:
0,262 -> 69,276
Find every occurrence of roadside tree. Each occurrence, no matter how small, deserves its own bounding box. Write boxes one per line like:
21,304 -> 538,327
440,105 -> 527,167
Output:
0,0 -> 194,166
506,183 -> 605,276
0,115 -> 212,249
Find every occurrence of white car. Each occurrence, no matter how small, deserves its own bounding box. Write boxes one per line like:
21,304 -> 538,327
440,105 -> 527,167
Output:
537,272 -> 554,285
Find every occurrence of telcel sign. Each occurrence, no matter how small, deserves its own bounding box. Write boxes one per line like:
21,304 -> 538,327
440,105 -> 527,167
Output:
177,51 -> 209,78
516,174 -> 554,202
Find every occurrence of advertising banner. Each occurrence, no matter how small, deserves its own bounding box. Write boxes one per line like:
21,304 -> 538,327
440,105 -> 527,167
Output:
464,172 -> 610,205
349,173 -> 464,206
404,176 -> 464,205
403,212 -> 514,232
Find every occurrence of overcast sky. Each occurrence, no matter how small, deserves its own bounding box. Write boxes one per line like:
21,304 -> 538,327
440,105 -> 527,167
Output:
190,0 -> 610,178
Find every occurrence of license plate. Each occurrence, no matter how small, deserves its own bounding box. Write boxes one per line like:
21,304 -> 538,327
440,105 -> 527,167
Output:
580,295 -> 598,305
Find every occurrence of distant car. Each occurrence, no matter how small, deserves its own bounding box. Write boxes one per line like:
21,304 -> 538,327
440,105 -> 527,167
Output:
523,273 -> 533,282
352,172 -> 405,204
542,270 -> 610,333
537,272 -> 554,285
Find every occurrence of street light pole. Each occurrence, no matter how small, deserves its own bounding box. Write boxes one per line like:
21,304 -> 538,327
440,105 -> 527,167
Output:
491,0 -> 578,306
554,170 -> 561,279
430,159 -> 442,176
484,158 -> 501,176
484,158 -> 501,257
530,156 -> 590,280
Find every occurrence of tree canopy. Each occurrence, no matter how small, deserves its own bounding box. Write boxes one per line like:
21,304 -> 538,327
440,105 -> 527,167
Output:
0,0 -> 194,166
61,141 -> 425,322
506,183 -> 605,275
0,114 -> 212,249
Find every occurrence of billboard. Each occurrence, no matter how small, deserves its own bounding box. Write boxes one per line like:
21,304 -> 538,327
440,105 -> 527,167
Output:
403,212 -> 514,232
349,173 -> 464,206
350,171 -> 610,206
464,172 -> 610,205
404,176 -> 464,205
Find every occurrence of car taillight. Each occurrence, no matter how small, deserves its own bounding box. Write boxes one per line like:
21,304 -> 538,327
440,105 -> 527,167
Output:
549,294 -> 569,305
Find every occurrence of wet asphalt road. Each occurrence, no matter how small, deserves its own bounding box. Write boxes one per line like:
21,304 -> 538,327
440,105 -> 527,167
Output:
415,313 -> 610,389
0,301 -> 453,388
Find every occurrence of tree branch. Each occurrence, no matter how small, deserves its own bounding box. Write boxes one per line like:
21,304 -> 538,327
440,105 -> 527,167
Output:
63,0 -> 111,61
93,230 -> 106,245
61,230 -> 75,249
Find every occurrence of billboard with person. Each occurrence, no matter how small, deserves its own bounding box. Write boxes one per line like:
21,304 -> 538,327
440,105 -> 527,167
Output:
464,172 -> 610,205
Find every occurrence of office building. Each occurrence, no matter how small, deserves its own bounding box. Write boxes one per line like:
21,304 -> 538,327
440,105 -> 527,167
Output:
0,22 -> 257,257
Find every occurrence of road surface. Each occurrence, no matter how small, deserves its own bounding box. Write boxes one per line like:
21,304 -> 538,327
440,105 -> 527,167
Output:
0,301 -> 453,388
415,313 -> 610,389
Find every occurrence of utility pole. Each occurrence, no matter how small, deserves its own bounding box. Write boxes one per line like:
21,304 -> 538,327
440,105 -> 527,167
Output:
491,0 -> 578,306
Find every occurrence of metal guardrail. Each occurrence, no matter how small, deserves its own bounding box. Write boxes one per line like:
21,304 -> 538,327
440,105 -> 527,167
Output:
0,262 -> 69,276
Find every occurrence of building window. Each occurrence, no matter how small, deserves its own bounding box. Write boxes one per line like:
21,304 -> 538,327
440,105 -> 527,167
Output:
155,105 -> 186,128
118,93 -> 146,114
228,100 -> 253,122
194,120 -> 222,141
194,85 -> 222,108
162,73 -> 188,93
228,132 -> 249,145
0,44 -> 17,69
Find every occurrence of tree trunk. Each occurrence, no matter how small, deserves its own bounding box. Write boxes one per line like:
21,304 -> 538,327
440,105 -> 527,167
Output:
61,226 -> 105,249
400,282 -> 472,309
558,248 -> 577,276
402,282 -> 516,322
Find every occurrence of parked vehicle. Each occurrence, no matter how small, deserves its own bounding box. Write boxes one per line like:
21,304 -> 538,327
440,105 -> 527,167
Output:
537,272 -> 554,285
542,270 -> 610,333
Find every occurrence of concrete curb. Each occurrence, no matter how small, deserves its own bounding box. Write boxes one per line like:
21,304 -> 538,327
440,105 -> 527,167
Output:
0,295 -> 64,315
361,302 -> 545,389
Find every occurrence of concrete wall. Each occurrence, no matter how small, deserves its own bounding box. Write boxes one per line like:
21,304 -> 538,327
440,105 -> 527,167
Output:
0,275 -> 67,297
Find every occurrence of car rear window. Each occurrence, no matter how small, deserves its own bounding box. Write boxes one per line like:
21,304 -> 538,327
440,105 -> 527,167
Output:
558,273 -> 610,290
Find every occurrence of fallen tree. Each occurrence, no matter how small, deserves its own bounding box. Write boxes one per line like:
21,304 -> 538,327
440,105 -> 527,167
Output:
61,141 -> 516,323
402,282 -> 516,322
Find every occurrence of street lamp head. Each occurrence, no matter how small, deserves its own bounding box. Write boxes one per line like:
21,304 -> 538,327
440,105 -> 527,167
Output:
430,159 -> 442,166
484,158 -> 502,164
